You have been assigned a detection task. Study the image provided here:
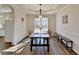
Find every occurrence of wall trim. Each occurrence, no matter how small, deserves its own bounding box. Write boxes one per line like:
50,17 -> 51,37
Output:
17,35 -> 28,44
71,49 -> 78,55
59,30 -> 79,38
57,30 -> 79,54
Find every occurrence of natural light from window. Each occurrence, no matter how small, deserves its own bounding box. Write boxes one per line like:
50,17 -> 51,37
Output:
34,17 -> 48,33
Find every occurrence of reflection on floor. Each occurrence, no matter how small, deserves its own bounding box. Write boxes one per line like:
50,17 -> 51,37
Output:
20,37 -> 76,55
0,37 -> 13,54
0,37 -> 5,53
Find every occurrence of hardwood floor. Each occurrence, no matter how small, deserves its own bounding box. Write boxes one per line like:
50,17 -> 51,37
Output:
0,37 -> 5,53
19,37 -> 76,55
0,37 -> 76,55
0,37 -> 13,54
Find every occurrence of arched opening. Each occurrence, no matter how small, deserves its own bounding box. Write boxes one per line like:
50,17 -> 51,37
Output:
0,4 -> 14,50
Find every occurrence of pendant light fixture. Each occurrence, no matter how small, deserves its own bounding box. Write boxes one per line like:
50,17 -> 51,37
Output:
39,4 -> 42,18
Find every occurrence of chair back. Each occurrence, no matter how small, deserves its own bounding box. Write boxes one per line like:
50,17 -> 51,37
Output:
28,31 -> 32,36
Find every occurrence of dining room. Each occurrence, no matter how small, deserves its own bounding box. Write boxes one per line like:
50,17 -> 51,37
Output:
0,4 -> 79,55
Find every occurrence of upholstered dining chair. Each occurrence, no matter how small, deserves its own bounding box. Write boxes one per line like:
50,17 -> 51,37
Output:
28,30 -> 32,36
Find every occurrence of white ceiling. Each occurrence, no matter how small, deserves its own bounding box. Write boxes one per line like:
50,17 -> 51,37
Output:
23,4 -> 66,14
0,5 -> 13,13
0,4 -> 66,14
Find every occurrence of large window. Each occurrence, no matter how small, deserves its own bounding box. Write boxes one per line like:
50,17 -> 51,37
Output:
34,17 -> 48,33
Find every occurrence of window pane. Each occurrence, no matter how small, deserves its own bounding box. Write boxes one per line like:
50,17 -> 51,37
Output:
34,18 -> 40,29
42,18 -> 48,33
34,17 -> 48,33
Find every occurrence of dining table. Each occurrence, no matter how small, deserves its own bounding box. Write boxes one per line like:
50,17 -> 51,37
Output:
29,32 -> 50,52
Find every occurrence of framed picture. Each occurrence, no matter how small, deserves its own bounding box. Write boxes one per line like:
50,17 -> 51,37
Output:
62,15 -> 68,24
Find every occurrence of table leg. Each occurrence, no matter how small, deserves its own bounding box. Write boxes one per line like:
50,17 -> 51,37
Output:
47,38 -> 49,52
30,38 -> 33,51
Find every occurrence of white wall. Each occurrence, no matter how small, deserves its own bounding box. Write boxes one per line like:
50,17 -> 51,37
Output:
27,14 -> 35,32
4,13 -> 14,43
0,17 -> 5,36
27,14 -> 56,36
56,5 -> 79,54
44,14 -> 56,36
0,30 -> 4,36
5,20 -> 14,42
11,5 -> 27,45
0,5 -> 28,45
0,11 -> 15,43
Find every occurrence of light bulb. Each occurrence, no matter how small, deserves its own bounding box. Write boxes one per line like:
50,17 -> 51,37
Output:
39,15 -> 42,18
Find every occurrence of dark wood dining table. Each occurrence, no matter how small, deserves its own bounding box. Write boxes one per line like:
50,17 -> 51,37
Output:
29,33 -> 50,52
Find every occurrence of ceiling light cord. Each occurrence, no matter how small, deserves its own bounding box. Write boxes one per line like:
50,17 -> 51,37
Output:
40,4 -> 42,15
